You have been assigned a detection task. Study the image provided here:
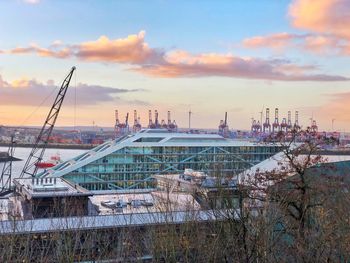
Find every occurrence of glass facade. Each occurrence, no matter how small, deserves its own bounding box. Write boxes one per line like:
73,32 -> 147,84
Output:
63,145 -> 282,191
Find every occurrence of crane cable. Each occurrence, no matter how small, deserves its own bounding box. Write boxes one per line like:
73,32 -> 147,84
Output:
74,69 -> 77,131
19,83 -> 59,127
18,72 -> 69,127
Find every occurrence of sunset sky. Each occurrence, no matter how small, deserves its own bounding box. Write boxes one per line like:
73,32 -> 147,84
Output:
0,0 -> 349,131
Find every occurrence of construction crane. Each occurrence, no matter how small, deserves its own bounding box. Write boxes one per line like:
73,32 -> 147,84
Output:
0,135 -> 16,195
20,66 -> 76,178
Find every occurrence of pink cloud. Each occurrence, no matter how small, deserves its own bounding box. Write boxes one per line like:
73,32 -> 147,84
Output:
243,32 -> 347,55
243,33 -> 302,49
132,50 -> 347,81
4,31 -> 163,64
75,31 -> 162,64
289,0 -> 350,39
1,31 -> 348,81
242,0 -> 350,56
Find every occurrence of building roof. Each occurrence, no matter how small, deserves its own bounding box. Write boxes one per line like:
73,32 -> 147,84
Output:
238,151 -> 350,184
89,191 -> 201,216
13,177 -> 92,199
37,129 -> 280,178
0,209 -> 237,235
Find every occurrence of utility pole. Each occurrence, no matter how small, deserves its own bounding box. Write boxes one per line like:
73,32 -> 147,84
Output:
332,119 -> 335,131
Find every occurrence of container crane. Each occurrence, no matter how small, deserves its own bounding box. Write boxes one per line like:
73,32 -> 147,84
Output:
154,110 -> 160,128
218,112 -> 229,137
20,66 -> 76,178
251,119 -> 261,133
263,108 -> 271,133
132,110 -> 142,133
280,118 -> 288,132
167,111 -> 178,132
294,111 -> 301,131
287,111 -> 292,131
311,119 -> 318,133
148,110 -> 155,128
272,108 -> 280,133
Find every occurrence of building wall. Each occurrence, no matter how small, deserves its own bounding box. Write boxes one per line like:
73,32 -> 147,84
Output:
31,196 -> 90,218
63,145 -> 282,191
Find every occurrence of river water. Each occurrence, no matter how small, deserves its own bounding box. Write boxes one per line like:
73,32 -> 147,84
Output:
0,147 -> 86,178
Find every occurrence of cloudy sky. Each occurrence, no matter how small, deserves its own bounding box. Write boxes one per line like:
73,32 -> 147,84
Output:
0,0 -> 349,131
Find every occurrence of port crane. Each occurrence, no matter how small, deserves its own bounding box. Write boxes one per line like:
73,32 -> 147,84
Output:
20,67 -> 76,178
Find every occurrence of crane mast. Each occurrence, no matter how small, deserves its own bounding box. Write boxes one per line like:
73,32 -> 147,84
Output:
20,66 -> 76,178
0,135 -> 16,195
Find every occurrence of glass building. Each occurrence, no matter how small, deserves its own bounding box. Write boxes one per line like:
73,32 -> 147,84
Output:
38,129 -> 283,191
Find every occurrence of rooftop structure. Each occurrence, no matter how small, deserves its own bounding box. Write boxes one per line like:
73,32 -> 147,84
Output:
13,177 -> 91,200
36,129 -> 284,191
12,177 -> 92,219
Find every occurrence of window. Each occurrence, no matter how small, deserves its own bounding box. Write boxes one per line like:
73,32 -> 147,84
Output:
133,137 -> 165,142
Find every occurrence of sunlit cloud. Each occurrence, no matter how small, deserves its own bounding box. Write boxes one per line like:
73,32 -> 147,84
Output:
242,0 -> 350,56
132,50 -> 348,81
75,31 -> 163,64
1,30 -> 348,81
0,74 -> 147,106
243,33 -> 347,55
243,33 -> 303,49
5,31 -> 163,64
289,0 -> 350,39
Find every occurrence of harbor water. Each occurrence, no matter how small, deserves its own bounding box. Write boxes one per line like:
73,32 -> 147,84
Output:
0,147 -> 85,179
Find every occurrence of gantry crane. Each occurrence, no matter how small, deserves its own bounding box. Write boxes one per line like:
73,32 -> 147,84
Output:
20,66 -> 76,178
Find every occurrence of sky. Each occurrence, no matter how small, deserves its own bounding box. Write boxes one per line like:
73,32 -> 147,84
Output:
0,0 -> 350,131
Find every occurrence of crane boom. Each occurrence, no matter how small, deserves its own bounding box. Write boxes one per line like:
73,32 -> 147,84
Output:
20,66 -> 76,178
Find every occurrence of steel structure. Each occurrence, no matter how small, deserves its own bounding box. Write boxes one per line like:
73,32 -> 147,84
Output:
0,135 -> 16,194
132,110 -> 142,133
263,108 -> 271,133
287,111 -> 292,130
272,108 -> 280,133
294,111 -> 301,131
218,112 -> 229,137
20,67 -> 76,178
